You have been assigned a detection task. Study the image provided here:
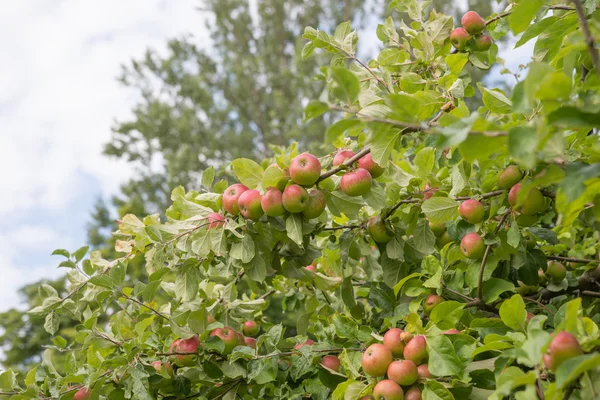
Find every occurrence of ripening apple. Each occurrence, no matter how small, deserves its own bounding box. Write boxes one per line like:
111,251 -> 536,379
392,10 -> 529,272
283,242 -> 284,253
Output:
245,337 -> 257,349
367,216 -> 392,243
423,183 -> 438,199
441,329 -> 460,335
357,153 -> 385,178
544,331 -> 583,370
460,232 -> 485,259
210,327 -> 239,354
450,27 -> 471,51
321,355 -> 341,371
243,321 -> 259,337
223,184 -> 249,215
206,212 -> 226,229
472,35 -> 493,51
294,339 -> 315,350
461,11 -> 486,35
303,189 -> 326,219
417,363 -> 433,378
282,184 -> 309,213
340,168 -> 372,196
171,336 -> 200,366
498,165 -> 522,189
74,388 -> 91,400
546,261 -> 567,283
429,221 -> 446,237
289,153 -> 321,186
373,379 -> 404,400
403,336 -> 428,365
383,328 -> 405,357
459,199 -> 485,224
152,360 -> 174,376
387,359 -> 419,386
261,187 -> 285,217
423,294 -> 444,315
405,386 -> 422,400
304,264 -> 317,272
362,343 -> 393,377
237,189 -> 264,220
508,184 -> 547,215
333,149 -> 355,166
436,231 -> 453,248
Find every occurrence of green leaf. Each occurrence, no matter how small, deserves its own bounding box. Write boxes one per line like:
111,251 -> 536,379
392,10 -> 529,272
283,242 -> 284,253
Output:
478,83 -> 512,114
422,197 -> 459,223
507,220 -> 521,249
547,106 -> 600,128
370,124 -> 398,166
555,353 -> 600,389
245,254 -> 267,282
175,265 -> 200,302
51,249 -> 70,258
191,229 -> 212,257
332,314 -> 358,339
423,380 -> 456,400
72,246 -> 89,262
89,275 -> 115,289
427,335 -> 464,376
231,158 -> 264,189
527,227 -> 557,244
430,301 -> 465,330
44,312 -> 59,335
304,101 -> 329,121
285,214 -> 303,246
0,370 -> 18,391
330,67 -> 360,105
509,0 -> 543,34
508,126 -> 538,169
262,164 -> 286,189
231,235 -> 256,263
386,238 -> 404,260
201,166 -> 215,189
482,278 -> 515,304
326,119 -> 362,144
414,147 -> 435,179
413,219 -> 435,255
326,190 -> 364,218
499,294 -> 527,331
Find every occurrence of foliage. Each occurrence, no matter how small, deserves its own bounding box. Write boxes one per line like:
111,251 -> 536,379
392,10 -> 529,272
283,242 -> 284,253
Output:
4,0 -> 600,399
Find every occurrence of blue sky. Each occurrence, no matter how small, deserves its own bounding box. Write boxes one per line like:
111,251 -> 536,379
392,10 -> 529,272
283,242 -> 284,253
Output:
0,1 -> 535,311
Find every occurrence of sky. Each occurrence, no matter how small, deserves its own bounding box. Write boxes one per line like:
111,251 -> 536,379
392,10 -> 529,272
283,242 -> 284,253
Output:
0,1 -> 534,312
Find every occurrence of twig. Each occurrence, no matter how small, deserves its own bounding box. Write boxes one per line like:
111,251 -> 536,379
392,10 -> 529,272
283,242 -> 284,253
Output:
383,199 -> 421,219
477,209 -> 512,300
253,347 -> 363,360
581,290 -> 600,298
547,255 -> 600,264
258,289 -> 276,300
120,290 -> 169,320
523,297 -> 556,316
95,331 -> 123,348
442,286 -> 474,302
455,190 -> 506,201
317,147 -> 371,183
322,224 -> 362,231
485,5 -> 575,26
571,0 -> 600,78
165,220 -> 212,245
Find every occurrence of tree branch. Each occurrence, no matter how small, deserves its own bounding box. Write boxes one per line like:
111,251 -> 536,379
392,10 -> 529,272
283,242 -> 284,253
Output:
547,255 -> 600,264
486,5 -> 575,26
120,290 -> 169,320
455,190 -> 506,201
383,199 -> 421,219
322,224 -> 363,231
571,0 -> 600,78
477,209 -> 512,300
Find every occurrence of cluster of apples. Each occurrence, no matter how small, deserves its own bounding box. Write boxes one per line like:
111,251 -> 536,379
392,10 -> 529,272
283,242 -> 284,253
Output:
450,11 -> 493,52
333,149 -> 384,196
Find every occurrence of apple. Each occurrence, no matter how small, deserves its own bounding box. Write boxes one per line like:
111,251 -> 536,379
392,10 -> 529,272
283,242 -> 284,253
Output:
261,188 -> 285,217
543,353 -> 555,370
237,189 -> 264,220
321,355 -> 341,371
245,337 -> 257,349
367,216 -> 392,243
436,231 -> 453,248
170,336 -> 200,366
74,388 -> 91,400
459,199 -> 485,224
210,327 -> 239,354
546,261 -> 567,283
545,331 -> 583,370
526,312 -> 534,322
404,336 -> 428,365
152,361 -> 174,376
206,212 -> 226,229
289,153 -> 321,186
460,232 -> 485,259
417,363 -> 433,378
304,264 -> 317,272
405,386 -> 422,400
294,339 -> 315,350
340,168 -> 372,196
357,153 -> 385,178
373,379 -> 404,400
303,189 -> 326,219
401,332 -> 413,343
508,184 -> 547,215
450,27 -> 471,51
423,294 -> 444,315
473,35 -> 493,51
423,183 -> 438,199
243,321 -> 259,337
429,221 -> 446,237
383,328 -> 405,357
223,184 -> 249,215
498,165 -> 522,189
387,359 -> 419,386
362,343 -> 393,377
333,149 -> 355,166
282,184 -> 309,213
538,269 -> 548,285
461,11 -> 486,35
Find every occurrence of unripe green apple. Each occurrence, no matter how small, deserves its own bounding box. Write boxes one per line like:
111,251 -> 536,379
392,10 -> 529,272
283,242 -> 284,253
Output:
423,294 -> 444,315
460,232 -> 485,259
383,328 -> 405,357
238,189 -> 264,220
517,213 -> 538,227
302,189 -> 326,219
289,153 -> 321,186
367,216 -> 392,243
545,331 -> 583,370
210,327 -> 239,354
387,359 -> 419,386
361,343 -> 393,377
357,153 -> 385,178
417,363 -> 433,378
223,184 -> 249,215
321,355 -> 341,371
436,231 -> 453,248
261,188 -> 285,217
405,386 -> 422,400
450,27 -> 471,51
472,35 -> 492,51
340,168 -> 372,196
373,379 -> 404,400
243,321 -> 259,337
429,221 -> 446,237
546,261 -> 567,283
206,212 -> 226,229
403,335 -> 428,365
294,339 -> 315,350
333,149 -> 355,166
498,165 -> 523,189
461,11 -> 486,35
74,388 -> 91,400
282,184 -> 309,213
508,184 -> 547,215
459,199 -> 485,224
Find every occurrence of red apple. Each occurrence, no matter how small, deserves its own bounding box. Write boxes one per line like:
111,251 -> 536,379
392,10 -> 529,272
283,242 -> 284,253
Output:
373,379 -> 404,400
243,321 -> 259,337
460,232 -> 485,259
450,27 -> 471,51
423,184 -> 438,199
321,355 -> 341,371
545,331 -> 583,370
245,337 -> 257,349
304,264 -> 317,272
261,187 -> 285,217
290,153 -> 321,186
508,184 -> 546,215
387,359 -> 419,386
461,11 -> 486,35
238,189 -> 264,220
404,336 -> 428,365
383,328 -> 405,357
206,212 -> 226,229
294,339 -> 315,350
423,294 -> 444,315
210,327 -> 239,354
362,343 -> 393,377
333,149 -> 355,166
74,388 -> 91,400
357,153 -> 385,178
282,184 -> 309,213
303,189 -> 326,219
223,184 -> 249,215
367,216 -> 392,243
340,168 -> 372,196
405,386 -> 422,400
417,363 -> 433,378
459,199 -> 485,224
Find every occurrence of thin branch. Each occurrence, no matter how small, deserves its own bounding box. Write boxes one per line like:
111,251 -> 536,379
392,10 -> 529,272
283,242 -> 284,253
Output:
322,224 -> 362,231
253,347 -> 363,360
165,220 -> 213,245
485,5 -> 575,26
571,0 -> 600,78
258,289 -> 277,300
523,297 -> 556,316
120,290 -> 169,320
353,56 -> 391,93
455,190 -> 506,201
384,199 -> 421,219
547,255 -> 600,264
443,286 -> 474,302
477,209 -> 512,300
317,147 -> 371,183
581,290 -> 600,298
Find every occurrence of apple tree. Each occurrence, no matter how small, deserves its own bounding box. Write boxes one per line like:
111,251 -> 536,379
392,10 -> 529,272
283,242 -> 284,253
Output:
3,0 -> 600,399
